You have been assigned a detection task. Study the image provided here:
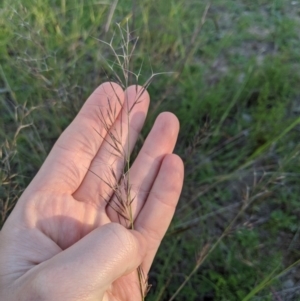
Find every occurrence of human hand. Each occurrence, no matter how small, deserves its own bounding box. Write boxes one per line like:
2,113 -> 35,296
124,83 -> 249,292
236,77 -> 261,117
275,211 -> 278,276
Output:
0,82 -> 184,301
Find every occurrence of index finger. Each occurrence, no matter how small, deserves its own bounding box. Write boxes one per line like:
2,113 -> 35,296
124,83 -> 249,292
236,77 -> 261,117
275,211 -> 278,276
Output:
28,82 -> 125,194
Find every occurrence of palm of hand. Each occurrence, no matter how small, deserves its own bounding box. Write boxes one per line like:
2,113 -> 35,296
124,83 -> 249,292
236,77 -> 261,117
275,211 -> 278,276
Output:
0,83 -> 183,301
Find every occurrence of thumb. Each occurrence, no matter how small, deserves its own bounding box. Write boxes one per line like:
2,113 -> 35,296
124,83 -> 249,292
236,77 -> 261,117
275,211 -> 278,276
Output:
35,223 -> 147,300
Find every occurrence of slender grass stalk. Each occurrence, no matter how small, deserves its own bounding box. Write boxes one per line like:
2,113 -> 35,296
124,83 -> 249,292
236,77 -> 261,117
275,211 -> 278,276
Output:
168,188 -> 271,301
105,0 -> 119,33
92,21 -> 153,300
241,258 -> 300,301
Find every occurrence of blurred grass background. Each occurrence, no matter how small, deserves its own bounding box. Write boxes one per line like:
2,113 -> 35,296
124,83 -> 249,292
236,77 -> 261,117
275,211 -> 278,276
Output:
1,0 -> 300,300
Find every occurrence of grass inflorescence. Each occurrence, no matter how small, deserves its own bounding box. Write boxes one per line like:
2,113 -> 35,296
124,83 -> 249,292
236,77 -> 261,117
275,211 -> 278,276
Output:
91,22 -> 154,299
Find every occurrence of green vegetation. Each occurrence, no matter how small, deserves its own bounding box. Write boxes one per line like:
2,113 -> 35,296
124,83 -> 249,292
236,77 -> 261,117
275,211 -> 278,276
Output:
1,0 -> 300,300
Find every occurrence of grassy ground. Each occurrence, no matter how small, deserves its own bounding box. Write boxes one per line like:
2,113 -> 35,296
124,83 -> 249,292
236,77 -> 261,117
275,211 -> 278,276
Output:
1,0 -> 300,300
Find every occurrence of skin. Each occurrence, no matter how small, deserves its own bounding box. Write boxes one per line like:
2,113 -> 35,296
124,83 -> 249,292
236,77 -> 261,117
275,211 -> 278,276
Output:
0,82 -> 184,301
